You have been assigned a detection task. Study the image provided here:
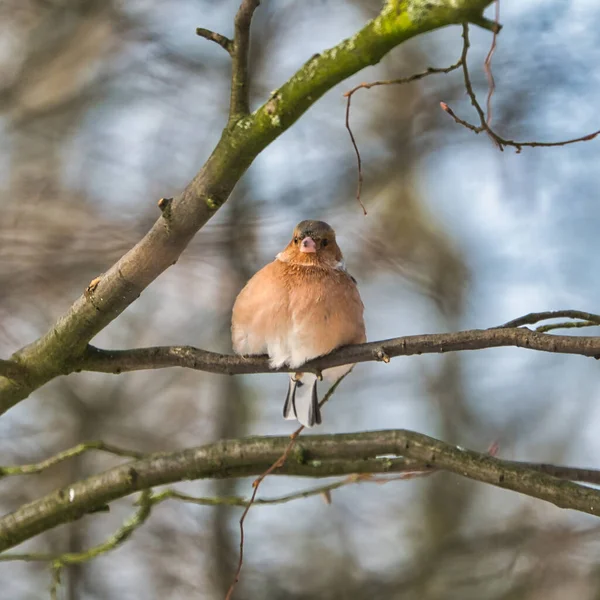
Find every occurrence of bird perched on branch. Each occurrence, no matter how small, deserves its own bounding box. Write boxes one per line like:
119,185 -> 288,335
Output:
231,220 -> 366,427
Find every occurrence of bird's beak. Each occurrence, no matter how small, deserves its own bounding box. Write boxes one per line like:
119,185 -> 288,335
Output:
299,236 -> 317,253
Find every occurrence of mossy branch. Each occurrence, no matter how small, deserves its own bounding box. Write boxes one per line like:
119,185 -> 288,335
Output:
0,0 -> 497,416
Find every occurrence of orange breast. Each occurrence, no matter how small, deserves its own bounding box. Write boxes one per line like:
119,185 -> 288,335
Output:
231,259 -> 366,369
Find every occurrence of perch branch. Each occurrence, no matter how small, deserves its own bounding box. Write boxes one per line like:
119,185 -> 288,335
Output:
0,0 -> 497,416
78,321 -> 600,378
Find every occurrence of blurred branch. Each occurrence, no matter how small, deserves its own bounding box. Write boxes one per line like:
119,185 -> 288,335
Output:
0,359 -> 26,380
0,440 -> 143,479
441,25 -> 600,151
0,490 -> 151,563
79,319 -> 600,378
4,428 -> 600,552
3,491 -> 152,600
0,0 -> 497,417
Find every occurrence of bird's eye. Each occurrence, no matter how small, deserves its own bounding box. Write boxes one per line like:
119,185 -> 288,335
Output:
322,239 -> 329,247
293,237 -> 299,244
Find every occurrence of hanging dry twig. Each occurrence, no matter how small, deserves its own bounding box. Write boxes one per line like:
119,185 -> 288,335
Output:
484,0 -> 500,125
225,373 -> 350,600
343,58 -> 464,214
442,24 -> 600,152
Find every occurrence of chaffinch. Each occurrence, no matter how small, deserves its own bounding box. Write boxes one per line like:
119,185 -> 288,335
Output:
231,220 -> 366,427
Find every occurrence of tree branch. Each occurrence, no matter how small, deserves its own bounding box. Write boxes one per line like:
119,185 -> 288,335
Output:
0,440 -> 143,479
229,0 -> 260,124
344,55 -> 464,213
3,428 -> 600,553
496,310 -> 600,329
0,0 -> 496,417
196,27 -> 234,55
0,359 -> 25,381
441,24 -> 600,151
77,324 -> 600,378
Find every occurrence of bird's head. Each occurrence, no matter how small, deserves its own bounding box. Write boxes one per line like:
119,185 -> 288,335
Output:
278,220 -> 343,268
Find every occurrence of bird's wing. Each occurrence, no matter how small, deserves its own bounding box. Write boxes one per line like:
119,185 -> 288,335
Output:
231,261 -> 291,364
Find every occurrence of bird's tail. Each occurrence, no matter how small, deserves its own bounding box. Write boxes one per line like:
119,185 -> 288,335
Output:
283,373 -> 321,427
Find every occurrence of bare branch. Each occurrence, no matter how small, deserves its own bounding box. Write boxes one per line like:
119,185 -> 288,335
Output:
483,0 -> 500,125
4,428 -> 600,553
442,24 -> 600,152
147,460 -> 600,507
0,490 -> 151,564
147,476 -> 369,509
536,321 -> 599,334
229,0 -> 261,124
0,441 -> 144,479
2,491 -> 152,599
78,322 -> 600,379
196,27 -> 233,55
495,310 -> 600,329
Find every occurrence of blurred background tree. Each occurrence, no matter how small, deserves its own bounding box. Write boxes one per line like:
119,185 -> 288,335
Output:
1,0 -> 600,598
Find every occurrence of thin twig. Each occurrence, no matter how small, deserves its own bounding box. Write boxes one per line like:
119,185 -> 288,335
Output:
4,491 -> 152,598
344,92 -> 366,215
0,440 -> 144,478
536,321 -> 599,334
343,57 -> 464,215
49,564 -> 61,600
148,476 -> 365,509
196,28 -> 233,55
442,24 -> 600,152
1,490 -> 152,566
484,0 -> 500,125
225,372 -> 350,600
495,310 -> 600,329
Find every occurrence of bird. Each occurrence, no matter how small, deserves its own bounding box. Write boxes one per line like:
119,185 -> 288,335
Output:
231,220 -> 366,427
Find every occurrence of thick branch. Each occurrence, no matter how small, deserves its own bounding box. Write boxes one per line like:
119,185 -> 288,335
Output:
2,428 -> 600,552
0,360 -> 25,381
0,0 -> 495,416
78,327 -> 600,377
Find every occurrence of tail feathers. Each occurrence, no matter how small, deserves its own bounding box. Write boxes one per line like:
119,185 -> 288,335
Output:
283,374 -> 321,427
283,377 -> 298,421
